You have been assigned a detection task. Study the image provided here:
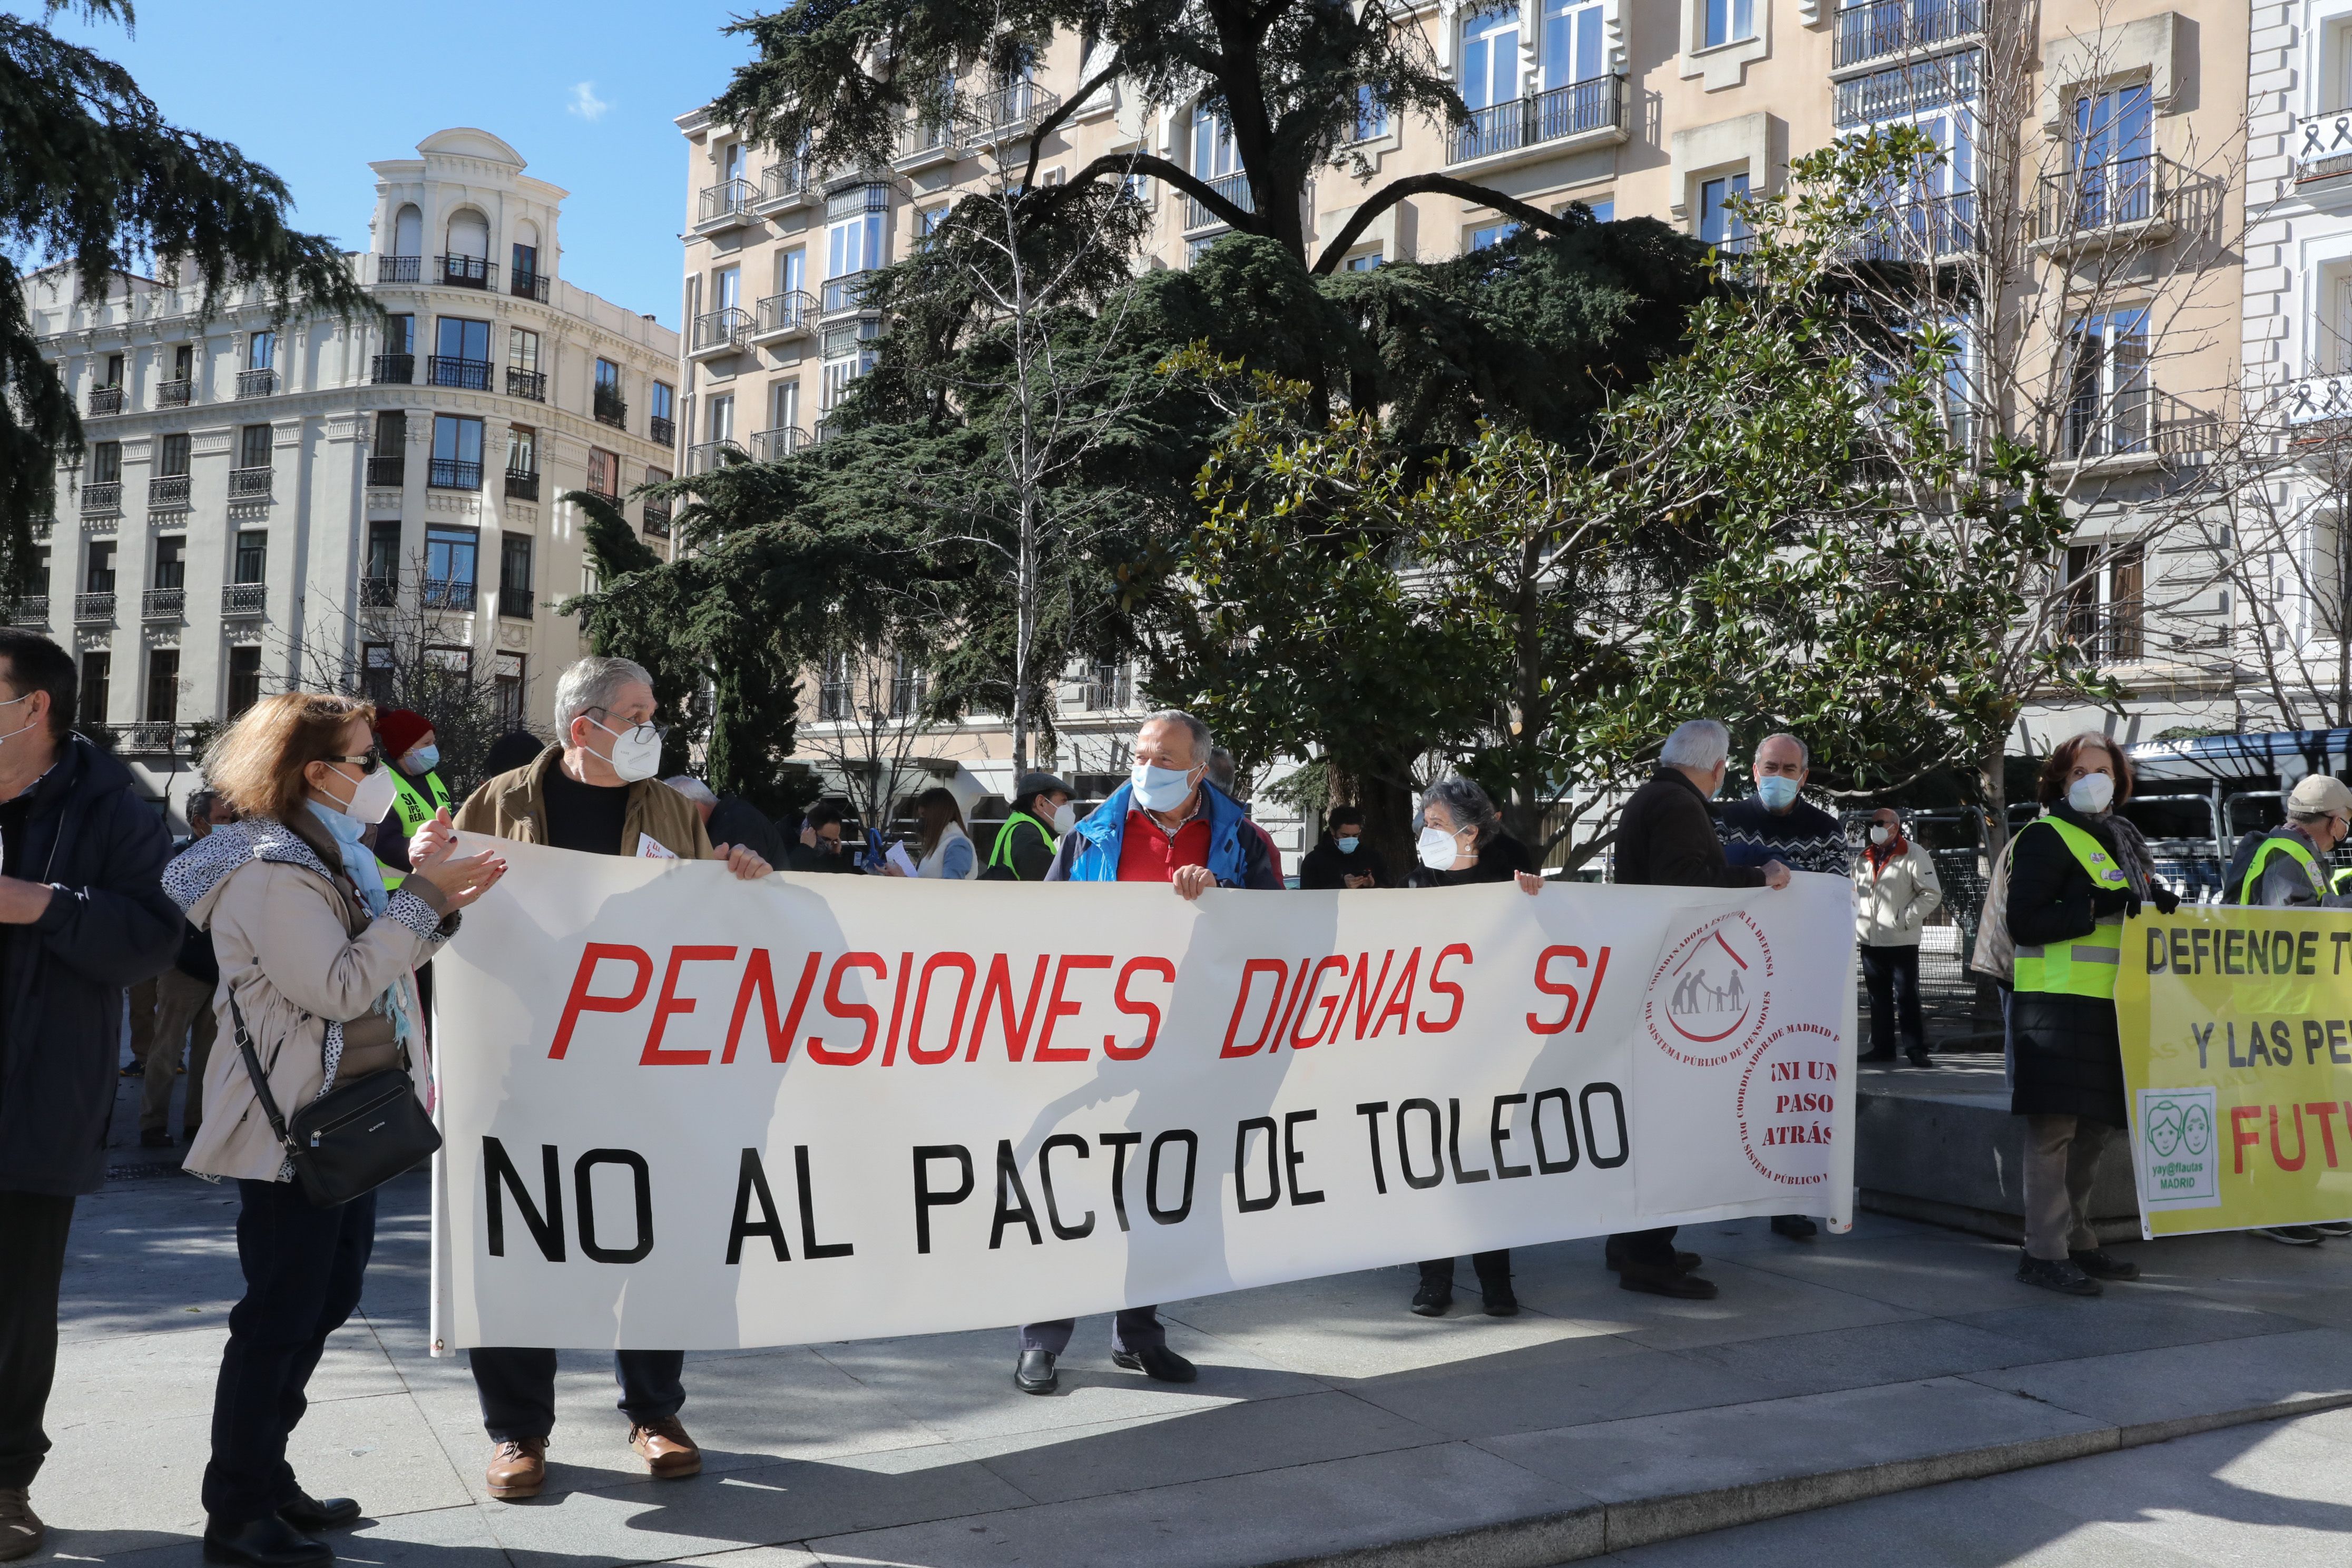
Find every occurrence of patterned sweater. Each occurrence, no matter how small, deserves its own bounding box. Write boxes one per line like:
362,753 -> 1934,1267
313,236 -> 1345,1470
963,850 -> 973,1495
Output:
1717,794 -> 1852,878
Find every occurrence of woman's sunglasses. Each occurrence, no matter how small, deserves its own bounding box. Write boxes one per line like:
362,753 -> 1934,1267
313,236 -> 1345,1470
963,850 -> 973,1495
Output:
323,750 -> 385,775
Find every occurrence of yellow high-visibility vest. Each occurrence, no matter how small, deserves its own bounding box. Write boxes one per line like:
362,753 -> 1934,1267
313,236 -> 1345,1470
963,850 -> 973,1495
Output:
2242,831 -> 2327,905
2011,816 -> 2130,1000
375,768 -> 451,889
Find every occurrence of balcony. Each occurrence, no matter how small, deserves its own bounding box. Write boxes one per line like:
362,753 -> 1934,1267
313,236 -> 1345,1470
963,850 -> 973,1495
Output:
504,366 -> 546,403
2284,370 -> 2352,426
370,353 -> 414,385
505,467 -> 540,501
87,386 -> 124,417
423,577 -> 477,611
896,117 -> 959,170
593,387 -> 629,429
649,414 -> 675,448
234,368 -> 276,398
427,355 -> 492,390
74,592 -> 115,625
366,454 -> 405,487
1447,75 -> 1627,168
510,271 -> 550,303
697,179 -> 756,231
361,576 -> 396,608
501,590 -> 535,618
2058,388 -> 2215,471
972,79 -> 1060,142
642,498 -> 672,537
158,378 -> 193,407
9,596 -> 46,628
753,160 -> 817,214
142,587 -> 184,622
2061,604 -> 2145,668
2031,155 -> 2180,256
80,481 -> 122,515
1183,172 -> 1321,236
221,582 -> 266,618
428,457 -> 482,491
686,440 -> 745,475
149,474 -> 191,509
116,721 -> 182,754
690,306 -> 751,358
1834,0 -> 1983,73
749,426 -> 807,463
229,466 -> 272,498
752,290 -> 816,344
819,273 -> 874,316
1845,190 -> 1977,261
436,254 -> 495,290
377,254 -> 422,283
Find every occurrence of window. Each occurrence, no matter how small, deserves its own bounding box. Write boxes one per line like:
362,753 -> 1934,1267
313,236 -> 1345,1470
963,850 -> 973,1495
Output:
507,426 -> 536,475
651,381 -> 674,424
172,344 -> 194,381
819,652 -> 853,720
1085,658 -> 1132,710
1704,0 -> 1756,48
825,190 -> 888,280
2071,84 -> 2154,226
1544,0 -> 1604,89
1469,222 -> 1523,250
708,392 -> 736,445
431,414 -> 484,487
1344,251 -> 1384,271
425,526 -> 478,606
713,264 -> 741,310
2063,309 -> 2150,459
1459,6 -> 1521,111
240,423 -> 275,472
85,541 -> 115,593
144,649 -> 178,724
721,141 -> 748,183
90,441 -> 122,484
436,316 -> 491,371
508,327 -> 541,373
385,313 -> 415,356
587,447 -> 617,497
1192,104 -> 1238,178
153,535 -> 184,590
771,380 -> 800,433
2064,543 -> 2144,663
367,521 -> 401,596
494,653 -> 525,730
512,241 -> 538,280
775,248 -> 805,296
594,358 -> 625,425
820,320 -> 880,410
102,353 -> 123,389
227,646 -> 262,717
77,652 -> 109,727
888,652 -> 928,719
247,332 -> 275,370
360,644 -> 394,705
596,358 -> 621,396
1699,173 -> 1751,249
233,530 -> 267,585
500,533 -> 534,602
916,205 -> 948,248
1586,198 -> 1616,223
1352,85 -> 1388,143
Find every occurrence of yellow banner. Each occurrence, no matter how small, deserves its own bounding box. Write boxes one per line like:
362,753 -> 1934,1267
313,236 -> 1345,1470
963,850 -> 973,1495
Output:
2116,907 -> 2352,1237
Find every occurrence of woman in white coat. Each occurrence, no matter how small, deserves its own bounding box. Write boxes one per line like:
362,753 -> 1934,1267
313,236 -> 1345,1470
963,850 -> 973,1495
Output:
1853,807 -> 1943,1066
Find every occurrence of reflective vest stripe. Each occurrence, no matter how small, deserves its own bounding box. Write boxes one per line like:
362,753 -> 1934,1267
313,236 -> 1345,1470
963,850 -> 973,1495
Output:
989,811 -> 1056,877
2242,834 -> 2327,905
2011,816 -> 2132,1001
376,769 -> 452,890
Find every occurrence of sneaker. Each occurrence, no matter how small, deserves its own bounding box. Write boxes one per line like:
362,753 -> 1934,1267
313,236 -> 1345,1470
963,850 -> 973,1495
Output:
628,1416 -> 701,1479
484,1436 -> 547,1501
1603,1238 -> 1703,1273
2311,1221 -> 2352,1238
2016,1255 -> 2101,1296
2253,1225 -> 2325,1246
0,1487 -> 42,1563
2069,1248 -> 2140,1281
1619,1261 -> 1718,1299
1409,1277 -> 1453,1316
119,1060 -> 144,1077
1481,1279 -> 1520,1316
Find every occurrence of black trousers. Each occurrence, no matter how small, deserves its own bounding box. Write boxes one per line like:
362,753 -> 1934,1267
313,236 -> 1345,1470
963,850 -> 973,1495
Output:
203,1180 -> 376,1524
1419,1251 -> 1511,1288
1610,1227 -> 1680,1267
1017,1308 -> 1163,1356
0,1191 -> 75,1489
1861,944 -> 1926,1055
467,1347 -> 686,1442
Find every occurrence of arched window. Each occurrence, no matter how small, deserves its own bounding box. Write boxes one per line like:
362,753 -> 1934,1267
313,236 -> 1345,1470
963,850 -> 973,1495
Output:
392,204 -> 423,257
446,209 -> 490,260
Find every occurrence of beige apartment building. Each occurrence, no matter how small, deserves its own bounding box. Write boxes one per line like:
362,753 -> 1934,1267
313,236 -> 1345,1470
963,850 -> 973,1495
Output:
675,0 -> 2252,833
25,129 -> 680,821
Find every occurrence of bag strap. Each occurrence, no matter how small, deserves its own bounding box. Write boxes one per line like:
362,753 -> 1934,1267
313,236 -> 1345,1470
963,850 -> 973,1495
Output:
229,991 -> 298,1153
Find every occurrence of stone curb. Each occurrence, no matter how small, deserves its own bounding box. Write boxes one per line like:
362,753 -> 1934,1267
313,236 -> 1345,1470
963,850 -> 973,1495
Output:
1258,1389 -> 2352,1568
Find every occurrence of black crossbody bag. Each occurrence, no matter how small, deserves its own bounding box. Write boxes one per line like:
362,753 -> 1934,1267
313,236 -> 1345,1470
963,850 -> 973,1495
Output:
231,992 -> 442,1208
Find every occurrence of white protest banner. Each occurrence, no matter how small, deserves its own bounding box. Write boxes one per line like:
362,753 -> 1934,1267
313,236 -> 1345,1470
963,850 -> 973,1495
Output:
427,838 -> 1855,1353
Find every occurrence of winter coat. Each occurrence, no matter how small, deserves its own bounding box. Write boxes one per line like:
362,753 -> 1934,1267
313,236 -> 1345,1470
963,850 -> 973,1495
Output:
170,813 -> 455,1183
452,743 -> 713,860
1614,768 -> 1766,889
2005,804 -> 2140,1127
917,821 -> 979,879
1044,779 -> 1281,888
707,796 -> 785,868
1854,841 -> 1944,946
0,736 -> 181,1198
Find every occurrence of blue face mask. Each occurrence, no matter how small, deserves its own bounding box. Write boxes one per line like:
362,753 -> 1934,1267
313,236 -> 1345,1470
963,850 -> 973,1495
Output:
1757,776 -> 1801,812
1335,836 -> 1360,854
404,744 -> 440,775
1130,762 -> 1197,814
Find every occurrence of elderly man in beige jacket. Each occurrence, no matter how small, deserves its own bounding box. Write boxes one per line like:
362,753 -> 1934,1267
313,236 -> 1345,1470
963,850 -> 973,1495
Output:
1855,807 -> 1943,1066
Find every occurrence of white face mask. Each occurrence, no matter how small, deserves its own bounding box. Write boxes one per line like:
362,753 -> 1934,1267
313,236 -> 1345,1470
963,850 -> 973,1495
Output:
1868,826 -> 1890,846
1130,761 -> 1197,814
0,693 -> 38,749
1417,826 -> 1463,869
1051,801 -> 1077,833
318,761 -> 398,826
589,715 -> 663,784
2066,772 -> 2115,815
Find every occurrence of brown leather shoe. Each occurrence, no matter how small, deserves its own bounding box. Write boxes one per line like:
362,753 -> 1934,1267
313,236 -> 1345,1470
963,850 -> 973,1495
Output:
0,1487 -> 43,1563
485,1437 -> 548,1500
629,1416 -> 702,1479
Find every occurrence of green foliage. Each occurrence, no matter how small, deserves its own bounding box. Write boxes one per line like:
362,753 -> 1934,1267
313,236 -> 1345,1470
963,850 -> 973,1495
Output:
1,5 -> 372,606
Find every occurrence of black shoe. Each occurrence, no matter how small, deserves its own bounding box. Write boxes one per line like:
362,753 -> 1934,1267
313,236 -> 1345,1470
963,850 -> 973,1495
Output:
1013,1349 -> 1057,1395
1906,1050 -> 1934,1067
1619,1261 -> 1718,1299
139,1128 -> 174,1149
1111,1345 -> 1197,1383
1770,1214 -> 1819,1241
120,1061 -> 145,1077
2069,1249 -> 2139,1281
1481,1280 -> 1520,1317
1604,1239 -> 1703,1273
1857,1049 -> 1896,1064
1410,1277 -> 1453,1316
2253,1225 -> 2324,1246
277,1492 -> 360,1532
2016,1256 -> 2101,1296
202,1514 -> 332,1567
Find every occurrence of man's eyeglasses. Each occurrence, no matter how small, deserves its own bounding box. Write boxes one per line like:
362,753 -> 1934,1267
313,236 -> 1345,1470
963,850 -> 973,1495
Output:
587,710 -> 669,747
323,750 -> 384,775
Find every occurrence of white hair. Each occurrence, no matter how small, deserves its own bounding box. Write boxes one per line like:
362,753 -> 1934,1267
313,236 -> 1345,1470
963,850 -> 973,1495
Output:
1660,719 -> 1731,771
1756,731 -> 1809,767
554,655 -> 654,734
662,775 -> 718,807
1141,709 -> 1213,765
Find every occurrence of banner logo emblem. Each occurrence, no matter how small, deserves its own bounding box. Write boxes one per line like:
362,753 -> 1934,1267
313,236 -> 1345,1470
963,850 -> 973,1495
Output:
2135,1085 -> 2220,1211
1645,912 -> 1773,1066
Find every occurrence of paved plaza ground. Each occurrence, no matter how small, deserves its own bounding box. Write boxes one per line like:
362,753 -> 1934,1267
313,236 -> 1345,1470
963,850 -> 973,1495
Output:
32,1070 -> 2352,1567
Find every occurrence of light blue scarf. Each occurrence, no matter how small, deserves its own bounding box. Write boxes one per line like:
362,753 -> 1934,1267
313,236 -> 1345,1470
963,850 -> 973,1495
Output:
306,801 -> 388,916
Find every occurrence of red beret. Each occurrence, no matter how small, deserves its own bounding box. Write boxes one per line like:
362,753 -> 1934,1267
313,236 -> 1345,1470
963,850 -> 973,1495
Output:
376,709 -> 434,760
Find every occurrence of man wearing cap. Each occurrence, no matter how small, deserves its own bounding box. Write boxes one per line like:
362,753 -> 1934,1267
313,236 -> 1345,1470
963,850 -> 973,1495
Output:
2242,775 -> 2352,910
368,709 -> 452,889
987,771 -> 1073,880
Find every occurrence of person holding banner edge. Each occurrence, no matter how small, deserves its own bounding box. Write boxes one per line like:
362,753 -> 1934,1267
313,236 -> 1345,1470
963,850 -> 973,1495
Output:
450,658 -> 771,1500
2007,732 -> 2178,1296
1014,710 -> 1280,1395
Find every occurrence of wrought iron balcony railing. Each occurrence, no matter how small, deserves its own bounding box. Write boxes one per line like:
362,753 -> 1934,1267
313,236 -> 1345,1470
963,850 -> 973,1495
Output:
973,79 -> 1060,138
149,475 -> 191,509
423,578 -> 477,611
642,499 -> 672,537
501,590 -> 535,618
370,353 -> 414,385
691,307 -> 751,353
510,271 -> 550,303
2061,604 -> 2145,667
234,368 -> 276,398
2031,154 -> 2179,249
505,467 -> 540,501
360,576 -> 396,608
1448,74 -> 1626,164
229,466 -> 272,498
593,388 -> 629,429
377,254 -> 422,283
428,458 -> 482,491
505,367 -> 546,401
80,481 -> 122,514
754,290 -> 816,338
649,415 -> 676,448
366,454 -> 405,487
158,378 -> 193,407
756,160 -> 814,208
686,440 -> 745,475
1834,0 -> 1983,71
437,254 -> 495,290
10,596 -> 47,627
749,426 -> 807,463
698,179 -> 754,226
142,587 -> 184,622
819,273 -> 873,315
221,582 -> 266,617
74,592 -> 115,625
1845,190 -> 1977,261
428,355 -> 492,390
87,386 -> 124,417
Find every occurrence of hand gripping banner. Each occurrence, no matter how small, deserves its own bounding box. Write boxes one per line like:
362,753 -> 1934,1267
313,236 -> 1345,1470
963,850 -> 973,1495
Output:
427,839 -> 1857,1353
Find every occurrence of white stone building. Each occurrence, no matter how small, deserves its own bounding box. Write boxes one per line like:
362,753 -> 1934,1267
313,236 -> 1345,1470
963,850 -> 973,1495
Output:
23,128 -> 680,818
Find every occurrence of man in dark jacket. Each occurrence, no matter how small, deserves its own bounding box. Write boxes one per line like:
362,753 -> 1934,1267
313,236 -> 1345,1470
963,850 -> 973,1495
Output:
1299,806 -> 1388,889
987,771 -> 1071,880
1608,719 -> 1790,1303
135,789 -> 232,1147
0,631 -> 180,1560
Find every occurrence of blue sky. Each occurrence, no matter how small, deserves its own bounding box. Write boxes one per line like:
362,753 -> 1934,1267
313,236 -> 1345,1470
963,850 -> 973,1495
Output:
50,1 -> 756,327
